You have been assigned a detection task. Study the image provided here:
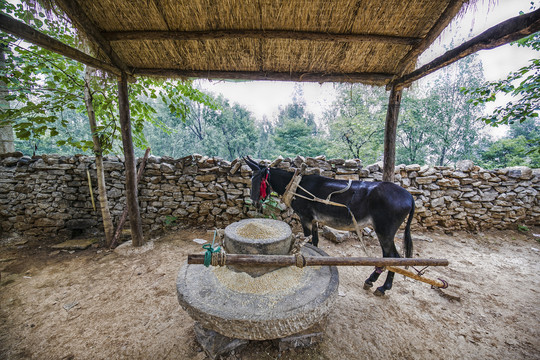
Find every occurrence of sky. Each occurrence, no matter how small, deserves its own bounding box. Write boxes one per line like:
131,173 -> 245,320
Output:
196,0 -> 539,126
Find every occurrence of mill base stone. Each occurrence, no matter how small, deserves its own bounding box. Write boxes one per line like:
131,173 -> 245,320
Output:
194,321 -> 325,358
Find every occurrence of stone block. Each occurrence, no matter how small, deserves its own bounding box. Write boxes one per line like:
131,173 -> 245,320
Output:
416,176 -> 437,184
322,226 -> 349,243
405,164 -> 421,171
193,323 -> 248,360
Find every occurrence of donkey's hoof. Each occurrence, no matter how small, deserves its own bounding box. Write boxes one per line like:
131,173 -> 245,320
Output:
373,288 -> 386,297
363,281 -> 373,290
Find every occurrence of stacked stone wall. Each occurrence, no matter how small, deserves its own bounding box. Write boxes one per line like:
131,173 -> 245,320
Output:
0,153 -> 538,241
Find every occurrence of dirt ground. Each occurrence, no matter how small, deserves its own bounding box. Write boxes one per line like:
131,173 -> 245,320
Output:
1,225 -> 539,360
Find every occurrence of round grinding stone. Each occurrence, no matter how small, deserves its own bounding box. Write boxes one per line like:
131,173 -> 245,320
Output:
223,218 -> 294,276
223,218 -> 293,255
176,244 -> 339,340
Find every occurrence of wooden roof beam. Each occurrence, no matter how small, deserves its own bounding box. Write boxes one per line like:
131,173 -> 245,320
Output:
394,0 -> 466,76
0,13 -> 122,77
102,29 -> 422,46
389,7 -> 540,90
54,0 -> 132,74
132,69 -> 394,84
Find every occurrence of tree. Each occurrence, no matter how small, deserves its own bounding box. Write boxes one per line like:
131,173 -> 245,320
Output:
476,118 -> 540,168
0,43 -> 14,153
0,1 -> 213,245
421,54 -> 486,165
396,92 -> 435,165
273,87 -> 327,158
479,136 -> 540,168
254,115 -> 276,159
206,99 -> 258,160
276,84 -> 317,134
325,84 -> 387,163
462,32 -> 540,155
273,118 -> 327,157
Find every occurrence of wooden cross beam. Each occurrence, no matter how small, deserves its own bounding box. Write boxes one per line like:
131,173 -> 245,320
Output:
390,7 -> 540,90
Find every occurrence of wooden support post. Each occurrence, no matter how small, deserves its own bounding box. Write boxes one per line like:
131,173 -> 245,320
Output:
118,72 -> 144,247
382,86 -> 402,182
110,147 -> 151,248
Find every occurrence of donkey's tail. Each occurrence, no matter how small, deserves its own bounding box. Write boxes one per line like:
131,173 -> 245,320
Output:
403,200 -> 415,258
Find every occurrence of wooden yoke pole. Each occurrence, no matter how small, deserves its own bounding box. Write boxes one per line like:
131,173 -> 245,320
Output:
382,86 -> 402,182
387,266 -> 448,288
187,253 -> 449,267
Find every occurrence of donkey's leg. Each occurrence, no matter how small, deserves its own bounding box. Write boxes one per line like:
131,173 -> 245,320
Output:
311,220 -> 320,247
363,266 -> 385,290
300,215 -> 313,240
373,240 -> 401,297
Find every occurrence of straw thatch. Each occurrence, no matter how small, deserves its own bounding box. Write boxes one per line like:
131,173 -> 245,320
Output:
34,0 -> 476,85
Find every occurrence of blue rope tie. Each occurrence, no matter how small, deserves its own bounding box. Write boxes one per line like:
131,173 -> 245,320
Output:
202,230 -> 221,267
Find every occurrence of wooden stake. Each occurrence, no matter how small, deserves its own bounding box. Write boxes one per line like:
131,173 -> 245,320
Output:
86,169 -> 96,211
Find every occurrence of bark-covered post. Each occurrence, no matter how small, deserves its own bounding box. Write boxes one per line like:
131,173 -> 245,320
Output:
382,86 -> 403,182
118,72 -> 144,246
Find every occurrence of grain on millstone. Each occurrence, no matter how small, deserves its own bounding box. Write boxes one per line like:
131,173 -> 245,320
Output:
236,222 -> 280,239
212,266 -> 305,295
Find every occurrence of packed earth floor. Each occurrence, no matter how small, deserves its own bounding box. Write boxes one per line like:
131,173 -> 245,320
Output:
0,226 -> 539,360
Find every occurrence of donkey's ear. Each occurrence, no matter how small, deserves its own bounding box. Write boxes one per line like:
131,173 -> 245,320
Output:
244,156 -> 260,171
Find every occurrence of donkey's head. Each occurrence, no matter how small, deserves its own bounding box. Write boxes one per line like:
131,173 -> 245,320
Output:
244,156 -> 270,211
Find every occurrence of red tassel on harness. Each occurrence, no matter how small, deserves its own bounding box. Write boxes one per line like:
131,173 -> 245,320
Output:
260,172 -> 269,200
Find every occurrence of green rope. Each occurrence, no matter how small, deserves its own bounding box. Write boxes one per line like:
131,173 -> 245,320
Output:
202,230 -> 221,267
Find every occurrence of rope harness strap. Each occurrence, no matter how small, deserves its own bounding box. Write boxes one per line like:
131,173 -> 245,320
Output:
282,172 -> 368,255
203,231 -> 222,267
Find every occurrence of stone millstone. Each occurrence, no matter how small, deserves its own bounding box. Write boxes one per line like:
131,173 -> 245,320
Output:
223,218 -> 293,276
177,244 -> 338,340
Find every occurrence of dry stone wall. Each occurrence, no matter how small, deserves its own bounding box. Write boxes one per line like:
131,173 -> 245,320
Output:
0,153 -> 538,241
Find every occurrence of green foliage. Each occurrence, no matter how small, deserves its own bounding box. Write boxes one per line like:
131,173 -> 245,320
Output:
476,119 -> 540,168
517,224 -> 529,233
324,84 -> 387,163
144,95 -> 256,160
245,193 -> 281,219
396,93 -> 435,165
462,33 -> 540,156
423,54 -> 487,165
271,86 -> 327,158
0,0 -> 213,156
164,215 -> 177,227
273,118 -> 327,157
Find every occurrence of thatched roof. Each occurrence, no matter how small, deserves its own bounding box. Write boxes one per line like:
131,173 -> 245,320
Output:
38,0 -> 477,86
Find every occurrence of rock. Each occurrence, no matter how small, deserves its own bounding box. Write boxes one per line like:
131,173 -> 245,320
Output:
115,240 -> 154,255
438,178 -> 460,187
366,163 -> 379,172
431,197 -> 445,208
278,327 -> 324,352
344,159 -> 361,168
405,164 -> 421,171
507,166 -> 532,180
456,160 -> 474,172
193,323 -> 248,360
269,156 -> 283,167
416,176 -> 438,184
51,238 -> 99,250
322,226 -> 349,243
